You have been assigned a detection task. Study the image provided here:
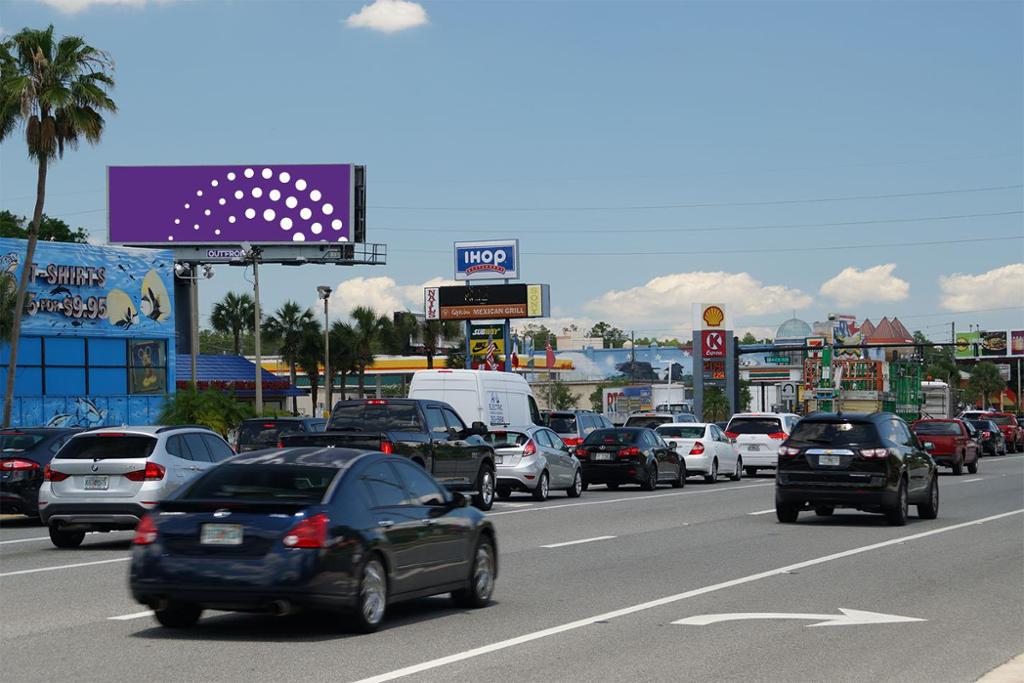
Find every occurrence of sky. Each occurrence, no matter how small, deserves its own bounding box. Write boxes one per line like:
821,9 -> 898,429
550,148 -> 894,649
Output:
1,0 -> 1022,342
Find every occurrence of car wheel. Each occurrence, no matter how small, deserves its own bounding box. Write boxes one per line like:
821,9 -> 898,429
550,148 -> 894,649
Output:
967,458 -> 978,475
886,478 -> 909,526
703,459 -> 718,484
814,506 -> 834,517
671,463 -> 685,488
472,466 -> 495,511
917,474 -> 939,520
640,465 -> 658,491
606,482 -> 619,490
532,471 -> 550,501
48,526 -> 85,549
566,469 -> 583,498
730,457 -> 743,481
776,503 -> 799,523
952,457 -> 964,476
452,536 -> 496,609
154,602 -> 202,629
352,555 -> 387,633
496,486 -> 512,500
745,466 -> 758,478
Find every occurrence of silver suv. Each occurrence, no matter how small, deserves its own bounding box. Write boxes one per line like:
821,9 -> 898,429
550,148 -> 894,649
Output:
38,425 -> 235,548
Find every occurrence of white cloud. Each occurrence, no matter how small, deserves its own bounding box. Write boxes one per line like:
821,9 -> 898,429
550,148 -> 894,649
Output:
939,263 -> 1024,312
325,275 -> 456,319
583,271 -> 812,329
36,0 -> 175,13
345,0 -> 429,33
819,263 -> 910,307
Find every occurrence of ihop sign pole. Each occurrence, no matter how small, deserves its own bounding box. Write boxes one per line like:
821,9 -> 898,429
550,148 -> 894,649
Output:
454,240 -> 521,372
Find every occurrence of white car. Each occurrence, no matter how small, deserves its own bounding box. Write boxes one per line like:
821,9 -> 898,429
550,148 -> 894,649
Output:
656,422 -> 741,482
724,413 -> 802,477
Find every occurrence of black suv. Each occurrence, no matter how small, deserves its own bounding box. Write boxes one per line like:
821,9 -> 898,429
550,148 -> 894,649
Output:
546,410 -> 613,448
235,417 -> 327,453
775,412 -> 938,526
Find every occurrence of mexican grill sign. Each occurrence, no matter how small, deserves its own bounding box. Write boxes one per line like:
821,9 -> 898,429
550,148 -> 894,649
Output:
424,284 -> 549,321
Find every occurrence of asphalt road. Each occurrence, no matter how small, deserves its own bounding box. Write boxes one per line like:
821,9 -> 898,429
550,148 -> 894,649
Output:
2,456 -> 1021,682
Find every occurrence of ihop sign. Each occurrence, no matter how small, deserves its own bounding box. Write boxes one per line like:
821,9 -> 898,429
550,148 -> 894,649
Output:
454,239 -> 520,281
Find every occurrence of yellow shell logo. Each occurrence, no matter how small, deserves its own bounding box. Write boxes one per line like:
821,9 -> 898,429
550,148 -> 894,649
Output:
702,305 -> 725,327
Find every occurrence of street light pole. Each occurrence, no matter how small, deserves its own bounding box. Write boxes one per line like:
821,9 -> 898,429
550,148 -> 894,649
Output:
317,285 -> 332,417
244,245 -> 264,415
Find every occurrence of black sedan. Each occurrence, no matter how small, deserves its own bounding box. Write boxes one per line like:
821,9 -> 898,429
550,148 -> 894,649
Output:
775,412 -> 938,526
968,419 -> 1008,456
0,427 -> 80,517
575,427 -> 684,491
130,447 -> 497,632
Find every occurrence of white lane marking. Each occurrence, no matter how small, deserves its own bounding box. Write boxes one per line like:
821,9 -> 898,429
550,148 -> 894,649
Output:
748,509 -> 776,515
488,482 -> 773,517
351,508 -> 1024,683
962,478 -> 983,483
108,610 -> 154,621
0,557 -> 130,578
493,502 -> 531,508
0,530 -> 132,545
673,608 -> 924,627
541,535 -> 616,549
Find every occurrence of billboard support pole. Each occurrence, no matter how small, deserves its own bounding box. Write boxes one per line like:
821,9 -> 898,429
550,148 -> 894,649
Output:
251,248 -> 263,414
503,319 -> 511,372
190,269 -> 199,388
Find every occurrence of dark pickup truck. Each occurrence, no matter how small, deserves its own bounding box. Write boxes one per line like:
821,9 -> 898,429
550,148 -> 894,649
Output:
281,399 -> 497,510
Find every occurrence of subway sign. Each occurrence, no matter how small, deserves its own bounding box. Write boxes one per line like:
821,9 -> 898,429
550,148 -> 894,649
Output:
454,239 -> 519,281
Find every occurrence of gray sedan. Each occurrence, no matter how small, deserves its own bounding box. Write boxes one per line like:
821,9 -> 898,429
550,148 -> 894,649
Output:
484,426 -> 583,501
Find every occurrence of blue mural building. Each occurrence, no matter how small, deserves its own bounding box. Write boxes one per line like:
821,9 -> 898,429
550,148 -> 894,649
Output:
0,237 -> 176,427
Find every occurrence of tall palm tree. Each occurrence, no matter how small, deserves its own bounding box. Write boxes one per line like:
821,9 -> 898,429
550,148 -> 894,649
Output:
422,319 -> 461,369
262,301 -> 315,414
209,292 -> 255,356
350,305 -> 388,398
296,323 -> 323,413
329,321 -> 358,402
0,26 -> 116,427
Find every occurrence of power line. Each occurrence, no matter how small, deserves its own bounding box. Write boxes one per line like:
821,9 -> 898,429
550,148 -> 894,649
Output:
377,210 -> 1022,235
371,184 -> 1023,212
396,234 -> 1022,257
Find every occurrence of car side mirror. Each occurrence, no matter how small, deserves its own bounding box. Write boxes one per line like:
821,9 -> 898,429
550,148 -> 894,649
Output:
923,442 -> 935,451
668,440 -> 679,449
450,491 -> 469,508
470,421 -> 488,436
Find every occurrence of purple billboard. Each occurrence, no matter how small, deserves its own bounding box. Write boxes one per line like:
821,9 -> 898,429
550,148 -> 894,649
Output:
108,164 -> 354,245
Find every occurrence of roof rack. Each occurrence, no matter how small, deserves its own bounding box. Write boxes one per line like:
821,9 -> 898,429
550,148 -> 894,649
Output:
155,424 -> 213,434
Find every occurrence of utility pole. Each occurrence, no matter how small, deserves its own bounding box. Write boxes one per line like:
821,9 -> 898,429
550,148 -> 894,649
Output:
249,246 -> 263,415
630,330 -> 636,383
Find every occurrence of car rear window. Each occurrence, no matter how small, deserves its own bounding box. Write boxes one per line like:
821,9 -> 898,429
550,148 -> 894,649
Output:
0,432 -> 46,452
624,415 -> 673,428
547,414 -> 578,434
726,417 -> 783,435
657,426 -> 705,439
968,420 -> 997,432
56,435 -> 157,459
482,431 -> 530,448
329,403 -> 422,431
238,421 -> 299,446
988,415 -> 1013,426
913,422 -> 961,436
584,429 -> 641,446
184,464 -> 337,502
788,421 -> 877,445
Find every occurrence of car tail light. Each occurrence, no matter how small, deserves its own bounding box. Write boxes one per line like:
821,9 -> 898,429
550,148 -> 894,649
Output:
981,431 -> 991,439
380,439 -> 394,454
618,446 -> 640,458
689,442 -> 705,455
133,514 -> 158,545
562,437 -> 583,446
767,432 -> 787,440
575,447 -> 588,458
779,446 -> 801,457
277,440 -> 285,448
523,440 -> 537,456
366,399 -> 387,405
283,513 -> 329,548
124,462 -> 166,481
724,431 -> 739,440
859,448 -> 888,459
0,458 -> 40,471
43,464 -> 69,482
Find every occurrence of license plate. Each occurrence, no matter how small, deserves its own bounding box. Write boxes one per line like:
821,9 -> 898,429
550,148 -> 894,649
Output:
819,455 -> 841,466
494,455 -> 503,465
201,524 -> 243,545
594,453 -> 612,461
745,444 -> 761,452
84,476 -> 108,490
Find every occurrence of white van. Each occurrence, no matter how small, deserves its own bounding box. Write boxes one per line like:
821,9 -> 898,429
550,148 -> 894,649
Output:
408,369 -> 544,430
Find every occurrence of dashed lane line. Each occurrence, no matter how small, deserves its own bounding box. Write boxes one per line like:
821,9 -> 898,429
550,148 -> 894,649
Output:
0,557 -> 130,578
541,535 -> 617,549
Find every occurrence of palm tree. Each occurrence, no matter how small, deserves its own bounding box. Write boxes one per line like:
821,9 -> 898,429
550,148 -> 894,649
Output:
262,301 -> 315,414
329,321 -> 358,402
350,305 -> 388,398
422,319 -> 461,369
209,292 -> 255,355
0,26 -> 116,427
296,324 -> 323,413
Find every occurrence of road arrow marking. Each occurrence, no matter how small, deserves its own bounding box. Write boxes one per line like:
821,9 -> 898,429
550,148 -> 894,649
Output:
673,608 -> 925,627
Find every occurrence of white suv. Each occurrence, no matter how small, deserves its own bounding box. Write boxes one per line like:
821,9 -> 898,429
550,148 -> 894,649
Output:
38,425 -> 235,548
724,413 -> 802,477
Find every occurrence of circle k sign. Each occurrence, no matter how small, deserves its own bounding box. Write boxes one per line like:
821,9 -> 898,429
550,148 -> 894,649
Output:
702,330 -> 726,358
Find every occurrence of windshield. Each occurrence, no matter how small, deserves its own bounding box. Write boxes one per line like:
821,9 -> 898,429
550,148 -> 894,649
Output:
547,415 -> 578,434
328,403 -> 422,431
968,420 -> 997,432
788,421 -> 877,445
482,431 -> 530,449
56,435 -> 157,460
0,432 -> 47,452
584,429 -> 641,446
184,464 -> 337,502
657,426 -> 705,439
238,421 -> 300,446
913,422 -> 961,436
624,415 -> 672,428
727,417 -> 783,435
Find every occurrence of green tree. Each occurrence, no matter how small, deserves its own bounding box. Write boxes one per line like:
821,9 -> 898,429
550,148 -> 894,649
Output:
296,324 -> 323,413
328,321 -> 358,402
586,321 -> 628,348
519,323 -> 556,350
350,305 -> 388,397
1,25 -> 117,427
702,387 -> 731,422
914,331 -> 959,386
262,300 -> 316,413
740,332 -> 758,345
0,210 -> 89,242
384,312 -> 418,355
445,342 -> 466,370
158,387 -> 254,438
0,269 -> 16,342
422,319 -> 461,369
589,380 -> 620,412
966,362 -> 1005,407
549,380 -> 577,410
210,292 -> 255,356
739,379 -> 753,411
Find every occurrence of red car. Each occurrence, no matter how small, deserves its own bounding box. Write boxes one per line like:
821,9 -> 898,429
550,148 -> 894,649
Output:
911,419 -> 979,476
984,413 -> 1022,453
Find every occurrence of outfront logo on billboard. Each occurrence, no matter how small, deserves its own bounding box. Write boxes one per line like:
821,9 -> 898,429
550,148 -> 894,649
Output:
454,239 -> 519,281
